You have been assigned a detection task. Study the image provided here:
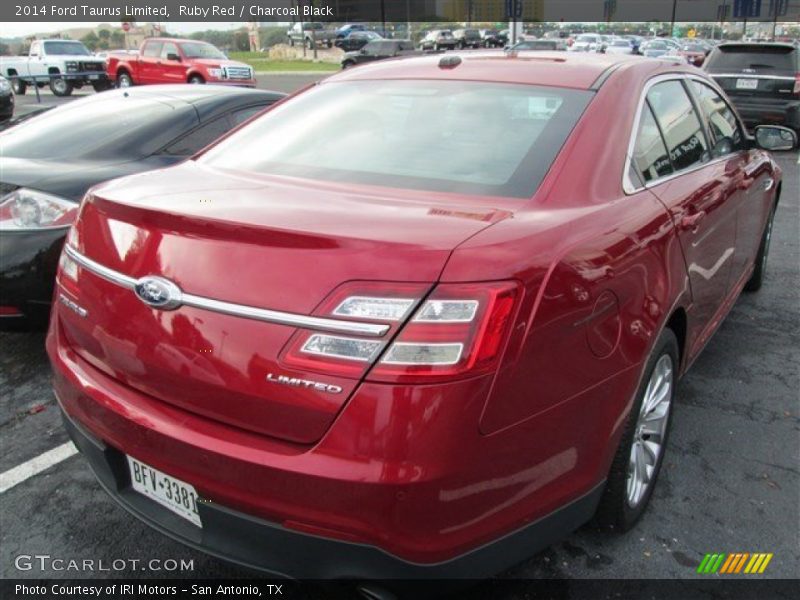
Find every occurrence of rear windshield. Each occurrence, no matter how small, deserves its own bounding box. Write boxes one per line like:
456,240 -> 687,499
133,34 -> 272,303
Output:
706,45 -> 797,72
0,92 -> 188,160
199,80 -> 592,199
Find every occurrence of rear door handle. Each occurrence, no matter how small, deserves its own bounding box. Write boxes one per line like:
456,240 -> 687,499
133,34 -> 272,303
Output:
680,211 -> 706,232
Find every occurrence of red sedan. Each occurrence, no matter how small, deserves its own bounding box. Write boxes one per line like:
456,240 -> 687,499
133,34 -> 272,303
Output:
48,52 -> 794,580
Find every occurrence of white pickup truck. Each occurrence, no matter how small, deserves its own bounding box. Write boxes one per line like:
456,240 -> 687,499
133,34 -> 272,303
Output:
0,39 -> 111,97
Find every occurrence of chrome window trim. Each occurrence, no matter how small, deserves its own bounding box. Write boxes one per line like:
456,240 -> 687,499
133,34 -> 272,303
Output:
622,72 -> 747,195
63,245 -> 390,338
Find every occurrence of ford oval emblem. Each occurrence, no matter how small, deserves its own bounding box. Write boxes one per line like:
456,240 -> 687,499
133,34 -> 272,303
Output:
133,276 -> 183,310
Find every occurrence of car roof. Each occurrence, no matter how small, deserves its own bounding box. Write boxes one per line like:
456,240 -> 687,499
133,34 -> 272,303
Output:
329,51 -> 666,90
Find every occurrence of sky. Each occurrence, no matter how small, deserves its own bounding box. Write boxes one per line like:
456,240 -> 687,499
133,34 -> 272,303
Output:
2,21 -> 250,38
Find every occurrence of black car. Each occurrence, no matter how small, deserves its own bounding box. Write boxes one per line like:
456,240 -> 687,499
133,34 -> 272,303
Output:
0,85 -> 284,326
479,29 -> 504,48
335,31 -> 383,52
704,42 -> 799,138
0,76 -> 13,122
341,40 -> 417,69
453,28 -> 482,49
419,30 -> 458,51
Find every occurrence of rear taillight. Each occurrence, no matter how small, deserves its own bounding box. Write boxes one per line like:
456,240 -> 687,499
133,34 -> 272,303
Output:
794,73 -> 800,96
281,280 -> 522,383
369,281 -> 521,383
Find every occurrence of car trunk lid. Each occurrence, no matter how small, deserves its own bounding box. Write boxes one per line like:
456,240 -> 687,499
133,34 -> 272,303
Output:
58,162 -> 511,444
706,44 -> 798,100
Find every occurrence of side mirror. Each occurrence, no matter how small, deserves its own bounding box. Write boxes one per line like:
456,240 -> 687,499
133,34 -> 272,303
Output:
754,125 -> 797,152
166,53 -> 181,62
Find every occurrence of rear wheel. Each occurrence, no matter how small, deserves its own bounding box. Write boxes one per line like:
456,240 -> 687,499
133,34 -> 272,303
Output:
342,60 -> 355,69
116,72 -> 133,88
744,205 -> 776,292
49,76 -> 73,97
594,328 -> 678,531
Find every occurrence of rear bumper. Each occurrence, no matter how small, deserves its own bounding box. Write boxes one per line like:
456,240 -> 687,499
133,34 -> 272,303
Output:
47,305 -> 619,578
726,96 -> 800,132
61,408 -> 603,579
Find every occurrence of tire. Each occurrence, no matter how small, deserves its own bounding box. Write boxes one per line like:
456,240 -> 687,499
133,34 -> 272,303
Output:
744,205 -> 776,292
92,81 -> 111,93
188,75 -> 205,85
49,76 -> 73,97
306,38 -> 314,50
11,77 -> 26,95
116,72 -> 133,88
594,328 -> 679,531
289,38 -> 295,47
435,44 -> 441,51
342,60 -> 355,69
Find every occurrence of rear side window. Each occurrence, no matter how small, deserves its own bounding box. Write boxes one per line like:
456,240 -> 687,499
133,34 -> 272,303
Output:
629,103 -> 673,185
142,42 -> 163,58
647,80 -> 710,172
161,116 -> 232,156
690,81 -> 743,157
199,80 -> 593,199
705,45 -> 797,73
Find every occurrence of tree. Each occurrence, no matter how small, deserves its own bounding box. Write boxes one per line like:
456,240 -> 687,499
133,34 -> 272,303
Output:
81,31 -> 99,51
98,29 -> 111,40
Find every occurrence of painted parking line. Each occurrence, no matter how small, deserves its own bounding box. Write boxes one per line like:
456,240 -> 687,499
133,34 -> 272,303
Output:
0,442 -> 78,494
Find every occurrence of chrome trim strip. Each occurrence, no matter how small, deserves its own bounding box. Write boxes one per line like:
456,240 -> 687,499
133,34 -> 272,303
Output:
63,245 -> 390,337
709,73 -> 796,81
622,73 -> 748,195
65,244 -> 137,289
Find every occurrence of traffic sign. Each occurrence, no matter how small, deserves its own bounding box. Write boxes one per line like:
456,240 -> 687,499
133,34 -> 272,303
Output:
733,0 -> 762,18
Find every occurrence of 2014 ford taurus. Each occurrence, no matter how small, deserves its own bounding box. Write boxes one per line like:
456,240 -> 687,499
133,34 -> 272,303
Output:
48,52 -> 794,580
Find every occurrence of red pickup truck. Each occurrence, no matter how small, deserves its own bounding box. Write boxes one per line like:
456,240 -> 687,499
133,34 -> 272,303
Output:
107,38 -> 256,88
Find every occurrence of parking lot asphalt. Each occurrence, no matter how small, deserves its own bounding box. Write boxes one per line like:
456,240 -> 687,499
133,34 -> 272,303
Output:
1,84 -> 798,590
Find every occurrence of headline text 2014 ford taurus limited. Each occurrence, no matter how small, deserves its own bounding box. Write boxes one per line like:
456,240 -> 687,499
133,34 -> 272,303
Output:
47,52 -> 794,580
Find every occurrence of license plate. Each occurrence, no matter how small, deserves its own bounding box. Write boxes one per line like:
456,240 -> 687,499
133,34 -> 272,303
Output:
88,74 -> 99,80
127,456 -> 202,527
736,78 -> 758,90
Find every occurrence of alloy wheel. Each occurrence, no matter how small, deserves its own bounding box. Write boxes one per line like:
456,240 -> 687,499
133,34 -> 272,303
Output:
626,354 -> 673,508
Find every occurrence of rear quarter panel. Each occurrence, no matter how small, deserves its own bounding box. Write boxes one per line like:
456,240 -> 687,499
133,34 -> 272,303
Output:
441,61 -> 691,482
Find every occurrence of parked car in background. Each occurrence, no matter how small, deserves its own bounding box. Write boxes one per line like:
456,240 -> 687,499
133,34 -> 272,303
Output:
678,42 -> 710,66
48,51 -> 793,584
0,76 -> 13,121
704,42 -> 799,138
641,39 -> 671,58
335,23 -> 366,40
335,31 -> 383,52
0,86 -> 284,326
453,28 -> 482,49
287,22 -> 335,49
479,29 -> 504,48
0,39 -> 110,97
570,33 -> 602,52
604,38 -> 634,55
508,39 -> 567,52
106,39 -> 255,88
420,29 -> 457,51
340,40 -> 417,69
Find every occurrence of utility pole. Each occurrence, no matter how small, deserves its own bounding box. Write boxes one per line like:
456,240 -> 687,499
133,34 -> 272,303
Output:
670,0 -> 677,37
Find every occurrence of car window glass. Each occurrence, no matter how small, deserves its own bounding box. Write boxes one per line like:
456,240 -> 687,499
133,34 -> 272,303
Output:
200,80 -> 593,199
630,103 -> 674,185
142,42 -> 163,58
161,116 -> 232,156
161,42 -> 180,59
29,42 -> 40,56
690,81 -> 743,157
647,80 -> 710,172
231,106 -> 265,126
